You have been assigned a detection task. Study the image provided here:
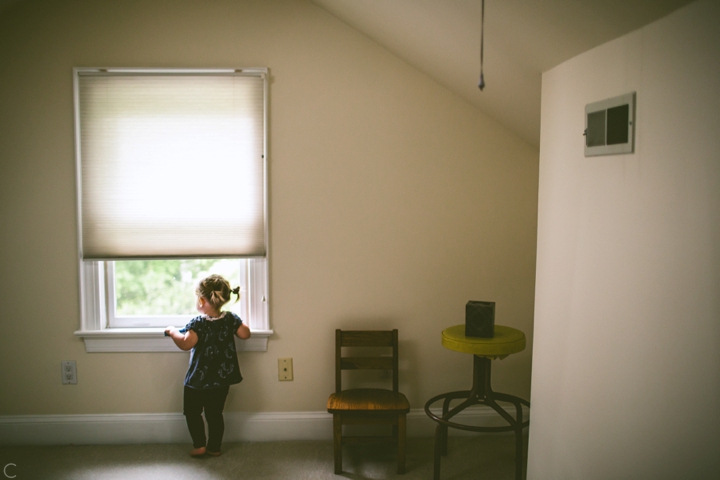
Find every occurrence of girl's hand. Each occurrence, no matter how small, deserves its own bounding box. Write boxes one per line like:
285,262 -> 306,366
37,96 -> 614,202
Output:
166,327 -> 198,350
236,323 -> 251,340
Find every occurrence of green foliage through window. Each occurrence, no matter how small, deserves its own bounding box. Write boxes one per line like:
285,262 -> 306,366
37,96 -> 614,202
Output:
114,259 -> 242,316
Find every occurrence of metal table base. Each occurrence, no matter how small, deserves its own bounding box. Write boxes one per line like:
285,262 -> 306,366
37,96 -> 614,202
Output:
424,355 -> 530,480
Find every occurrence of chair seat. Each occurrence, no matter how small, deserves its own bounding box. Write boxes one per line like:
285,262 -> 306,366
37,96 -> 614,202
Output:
327,388 -> 410,413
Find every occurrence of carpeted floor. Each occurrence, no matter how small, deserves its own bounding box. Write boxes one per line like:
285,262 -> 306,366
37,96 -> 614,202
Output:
1,435 -> 527,479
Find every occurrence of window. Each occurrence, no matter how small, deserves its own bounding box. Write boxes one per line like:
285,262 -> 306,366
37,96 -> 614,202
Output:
108,258 -> 252,328
73,68 -> 271,352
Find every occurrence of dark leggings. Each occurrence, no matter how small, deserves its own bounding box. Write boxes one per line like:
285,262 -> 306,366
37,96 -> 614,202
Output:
183,385 -> 230,452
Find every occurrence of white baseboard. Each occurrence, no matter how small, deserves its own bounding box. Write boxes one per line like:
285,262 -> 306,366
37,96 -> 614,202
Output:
0,406 -> 528,446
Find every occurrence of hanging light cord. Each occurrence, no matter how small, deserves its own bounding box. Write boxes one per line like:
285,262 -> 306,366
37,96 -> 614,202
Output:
478,0 -> 485,91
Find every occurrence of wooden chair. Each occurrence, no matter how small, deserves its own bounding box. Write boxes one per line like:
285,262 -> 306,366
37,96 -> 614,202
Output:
327,329 -> 411,474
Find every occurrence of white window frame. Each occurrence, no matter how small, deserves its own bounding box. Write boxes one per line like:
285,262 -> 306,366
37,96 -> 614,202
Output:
73,68 -> 272,352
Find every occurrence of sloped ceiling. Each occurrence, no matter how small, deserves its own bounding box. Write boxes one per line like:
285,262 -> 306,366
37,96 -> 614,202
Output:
311,0 -> 696,147
0,0 -> 696,147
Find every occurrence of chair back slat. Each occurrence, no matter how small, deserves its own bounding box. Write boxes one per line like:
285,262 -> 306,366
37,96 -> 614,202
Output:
335,329 -> 399,394
341,356 -> 393,370
340,330 -> 394,347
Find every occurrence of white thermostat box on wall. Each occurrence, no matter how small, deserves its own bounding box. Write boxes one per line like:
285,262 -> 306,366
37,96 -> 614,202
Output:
584,92 -> 635,157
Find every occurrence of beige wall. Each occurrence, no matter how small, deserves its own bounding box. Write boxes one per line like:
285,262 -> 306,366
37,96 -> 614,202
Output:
529,1 -> 720,478
0,0 -> 538,416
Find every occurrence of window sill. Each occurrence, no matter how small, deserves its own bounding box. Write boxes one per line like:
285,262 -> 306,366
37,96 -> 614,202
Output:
74,328 -> 273,353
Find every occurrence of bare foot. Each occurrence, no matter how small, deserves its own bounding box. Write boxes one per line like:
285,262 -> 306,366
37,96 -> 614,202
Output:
190,446 -> 206,457
206,450 -> 222,457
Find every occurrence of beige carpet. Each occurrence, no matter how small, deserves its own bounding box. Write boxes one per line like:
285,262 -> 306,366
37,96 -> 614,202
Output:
1,435 -> 527,479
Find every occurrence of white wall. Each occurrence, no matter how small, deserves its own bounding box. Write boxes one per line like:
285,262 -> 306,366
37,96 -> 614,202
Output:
0,0 -> 538,419
528,1 -> 720,478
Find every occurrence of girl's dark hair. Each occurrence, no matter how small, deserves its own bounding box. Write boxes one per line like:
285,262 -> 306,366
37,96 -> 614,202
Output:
195,274 -> 240,309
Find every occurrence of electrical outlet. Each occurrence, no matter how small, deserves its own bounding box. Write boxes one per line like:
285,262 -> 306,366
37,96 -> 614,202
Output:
61,361 -> 77,385
278,358 -> 293,381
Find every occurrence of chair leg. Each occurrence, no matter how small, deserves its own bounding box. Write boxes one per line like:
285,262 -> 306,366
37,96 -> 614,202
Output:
333,414 -> 342,474
397,414 -> 406,474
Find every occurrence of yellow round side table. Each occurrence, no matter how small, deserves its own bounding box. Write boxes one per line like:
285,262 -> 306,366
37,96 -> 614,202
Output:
424,325 -> 530,480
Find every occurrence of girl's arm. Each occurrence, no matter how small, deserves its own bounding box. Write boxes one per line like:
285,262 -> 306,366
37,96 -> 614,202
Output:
165,327 -> 199,351
236,323 -> 251,340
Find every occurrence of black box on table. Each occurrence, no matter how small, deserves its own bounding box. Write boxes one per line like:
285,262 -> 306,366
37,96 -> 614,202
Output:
465,301 -> 495,338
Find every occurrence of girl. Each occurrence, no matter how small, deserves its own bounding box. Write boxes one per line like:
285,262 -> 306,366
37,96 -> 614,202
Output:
165,274 -> 251,457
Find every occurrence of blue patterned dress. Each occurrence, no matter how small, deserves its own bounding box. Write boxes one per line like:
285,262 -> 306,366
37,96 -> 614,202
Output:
183,312 -> 244,389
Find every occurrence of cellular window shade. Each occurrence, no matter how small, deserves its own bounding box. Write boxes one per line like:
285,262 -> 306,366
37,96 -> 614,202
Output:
77,72 -> 266,259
